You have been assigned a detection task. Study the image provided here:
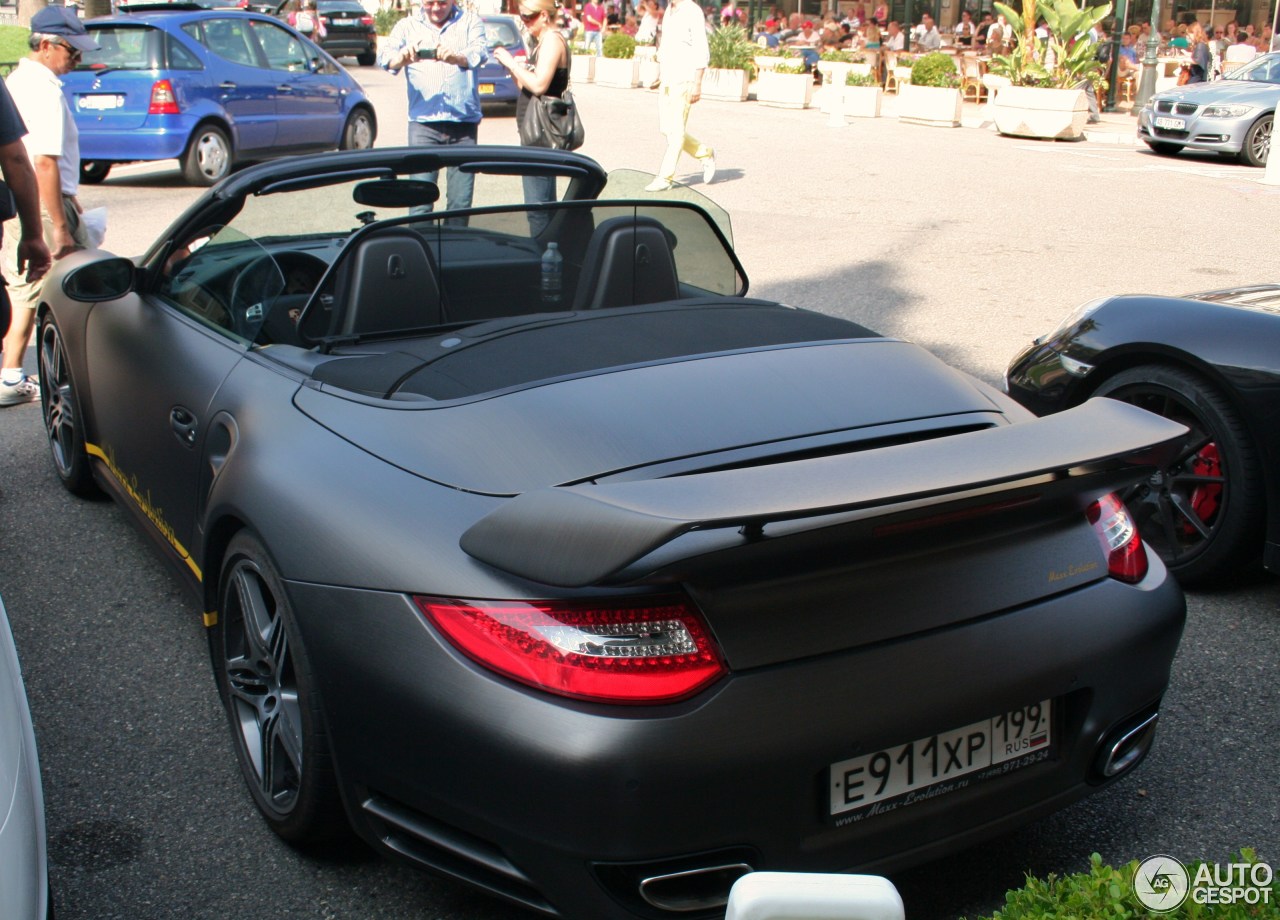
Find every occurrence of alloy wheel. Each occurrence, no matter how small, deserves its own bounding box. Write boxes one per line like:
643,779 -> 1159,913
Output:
221,557 -> 304,815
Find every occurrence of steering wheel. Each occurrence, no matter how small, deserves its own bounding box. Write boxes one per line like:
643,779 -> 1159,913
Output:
228,252 -> 285,340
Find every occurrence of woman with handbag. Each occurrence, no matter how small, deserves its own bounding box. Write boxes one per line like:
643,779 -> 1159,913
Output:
494,0 -> 572,233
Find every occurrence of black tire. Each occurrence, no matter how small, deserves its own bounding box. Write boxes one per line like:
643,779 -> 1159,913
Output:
339,108 -> 375,150
210,532 -> 347,842
79,161 -> 111,184
1093,365 -> 1263,584
356,51 -> 376,66
38,315 -> 99,497
182,124 -> 232,186
1147,140 -> 1184,156
1238,113 -> 1271,167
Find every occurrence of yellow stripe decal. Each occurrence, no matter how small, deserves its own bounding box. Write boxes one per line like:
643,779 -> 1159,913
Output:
85,441 -> 204,582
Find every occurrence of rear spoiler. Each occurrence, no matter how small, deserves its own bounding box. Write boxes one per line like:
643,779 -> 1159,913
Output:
460,398 -> 1187,588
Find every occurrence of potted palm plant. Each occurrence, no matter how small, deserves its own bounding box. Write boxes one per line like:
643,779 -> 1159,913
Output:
756,59 -> 814,109
987,0 -> 1111,139
704,23 -> 757,102
596,32 -> 639,88
897,51 -> 962,126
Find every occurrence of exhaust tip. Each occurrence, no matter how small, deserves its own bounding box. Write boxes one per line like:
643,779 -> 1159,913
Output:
1096,711 -> 1159,778
639,863 -> 754,913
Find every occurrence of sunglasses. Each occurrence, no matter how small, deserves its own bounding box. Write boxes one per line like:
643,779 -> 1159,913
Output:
519,10 -> 543,20
49,38 -> 82,60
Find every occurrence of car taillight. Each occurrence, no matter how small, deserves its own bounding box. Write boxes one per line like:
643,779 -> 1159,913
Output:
320,15 -> 331,25
1088,493 -> 1148,584
361,14 -> 374,25
148,80 -> 180,115
415,595 -> 726,704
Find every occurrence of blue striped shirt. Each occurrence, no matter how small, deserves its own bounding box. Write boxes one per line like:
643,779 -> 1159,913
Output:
379,6 -> 489,125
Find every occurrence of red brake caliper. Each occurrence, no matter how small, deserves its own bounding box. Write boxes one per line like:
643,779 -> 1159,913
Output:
1185,443 -> 1222,533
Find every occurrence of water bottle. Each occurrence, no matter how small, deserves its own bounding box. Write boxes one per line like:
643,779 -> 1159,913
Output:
540,242 -> 563,306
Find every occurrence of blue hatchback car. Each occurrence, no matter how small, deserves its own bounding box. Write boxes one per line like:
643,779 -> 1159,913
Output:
68,4 -> 377,185
477,14 -> 527,105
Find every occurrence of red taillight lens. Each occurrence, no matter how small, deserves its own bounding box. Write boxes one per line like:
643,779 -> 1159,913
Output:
416,595 -> 726,704
148,79 -> 180,115
361,14 -> 374,25
1088,493 -> 1148,584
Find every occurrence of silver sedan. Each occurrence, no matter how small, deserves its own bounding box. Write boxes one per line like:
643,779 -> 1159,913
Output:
1137,52 -> 1280,166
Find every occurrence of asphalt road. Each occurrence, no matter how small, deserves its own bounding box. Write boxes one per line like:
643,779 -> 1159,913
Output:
1,62 -> 1278,920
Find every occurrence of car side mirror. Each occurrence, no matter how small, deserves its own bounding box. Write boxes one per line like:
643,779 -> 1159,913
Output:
62,257 -> 135,302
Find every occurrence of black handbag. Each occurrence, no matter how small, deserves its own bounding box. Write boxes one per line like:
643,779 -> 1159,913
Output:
517,40 -> 585,151
519,88 -> 585,150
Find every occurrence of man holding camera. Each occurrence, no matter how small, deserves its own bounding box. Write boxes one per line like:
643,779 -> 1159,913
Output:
379,0 -> 488,213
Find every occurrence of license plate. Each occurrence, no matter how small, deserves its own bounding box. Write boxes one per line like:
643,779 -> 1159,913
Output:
829,700 -> 1053,818
1154,116 -> 1186,130
479,83 -> 495,94
79,94 -> 124,111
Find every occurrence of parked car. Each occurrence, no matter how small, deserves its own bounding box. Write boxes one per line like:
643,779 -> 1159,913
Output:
69,4 -> 376,186
1006,285 -> 1280,584
314,0 -> 377,66
477,13 -> 527,104
1137,51 -> 1279,166
35,146 -> 1187,920
0,594 -> 50,920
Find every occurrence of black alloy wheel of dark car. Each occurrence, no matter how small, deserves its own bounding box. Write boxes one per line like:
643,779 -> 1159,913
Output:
1093,365 -> 1263,584
211,533 -> 346,842
1240,113 -> 1272,167
79,161 -> 112,185
37,316 -> 98,496
182,124 -> 233,187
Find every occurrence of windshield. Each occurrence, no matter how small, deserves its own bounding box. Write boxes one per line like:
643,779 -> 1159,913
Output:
603,169 -> 733,245
1228,53 -> 1280,84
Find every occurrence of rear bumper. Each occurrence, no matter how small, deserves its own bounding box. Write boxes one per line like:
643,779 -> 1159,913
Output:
320,34 -> 376,57
78,117 -> 199,162
287,565 -> 1185,919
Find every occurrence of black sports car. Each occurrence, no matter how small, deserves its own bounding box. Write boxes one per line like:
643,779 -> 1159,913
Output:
38,147 -> 1187,920
1006,286 -> 1280,586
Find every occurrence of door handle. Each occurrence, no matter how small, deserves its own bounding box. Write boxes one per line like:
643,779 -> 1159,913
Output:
277,84 -> 294,92
219,81 -> 237,91
171,406 -> 198,447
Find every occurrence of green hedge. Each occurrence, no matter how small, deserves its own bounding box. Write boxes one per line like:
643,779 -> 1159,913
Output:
966,851 -> 1278,920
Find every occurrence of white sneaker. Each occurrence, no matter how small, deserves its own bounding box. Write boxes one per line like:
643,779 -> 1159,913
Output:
643,179 -> 673,192
702,154 -> 717,184
0,374 -> 39,407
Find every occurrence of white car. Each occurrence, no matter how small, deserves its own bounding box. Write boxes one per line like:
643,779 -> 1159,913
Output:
0,594 -> 50,920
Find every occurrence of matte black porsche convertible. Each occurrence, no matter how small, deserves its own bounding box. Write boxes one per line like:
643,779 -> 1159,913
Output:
38,147 -> 1187,920
1007,286 -> 1280,586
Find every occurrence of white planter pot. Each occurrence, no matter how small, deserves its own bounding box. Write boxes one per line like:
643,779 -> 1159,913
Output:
570,54 -> 595,84
702,67 -> 750,102
754,55 -> 786,72
638,57 -> 660,87
756,69 -> 813,109
594,56 -> 640,88
897,83 -> 962,126
849,61 -> 873,77
634,44 -> 657,60
840,84 -> 882,118
816,60 -> 854,86
991,85 -> 1089,140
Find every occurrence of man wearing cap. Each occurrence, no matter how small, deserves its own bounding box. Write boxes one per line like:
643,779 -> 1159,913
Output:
379,0 -> 487,215
0,7 -> 96,407
644,0 -> 715,193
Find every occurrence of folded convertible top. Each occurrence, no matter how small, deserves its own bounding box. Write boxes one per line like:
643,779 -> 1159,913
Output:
460,399 -> 1186,588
